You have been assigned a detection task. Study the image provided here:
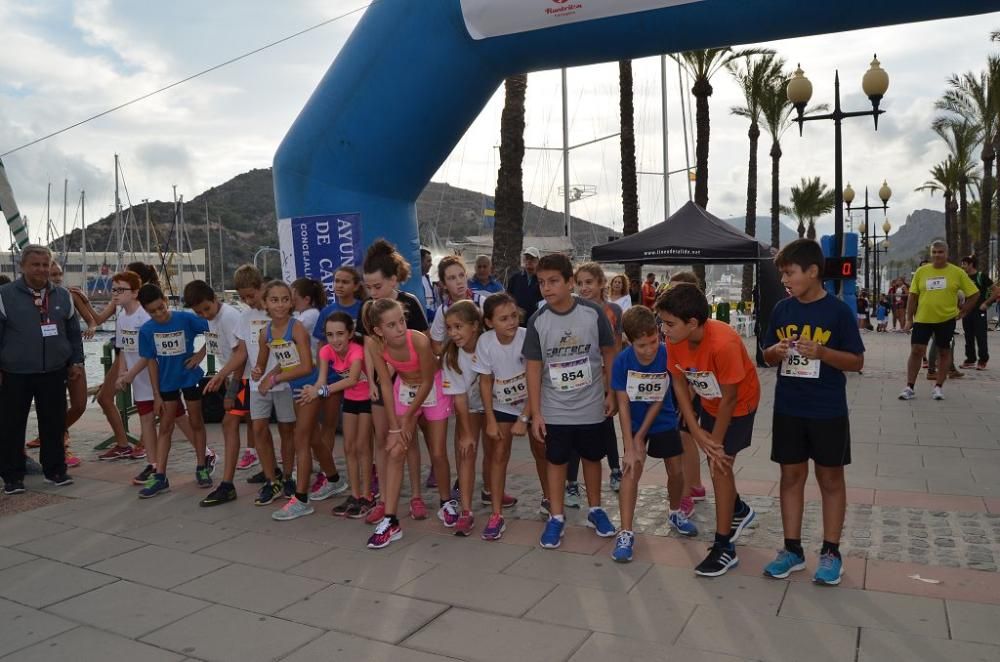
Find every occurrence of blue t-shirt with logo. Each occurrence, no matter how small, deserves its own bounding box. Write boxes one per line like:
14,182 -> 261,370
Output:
766,294 -> 864,419
313,299 -> 364,343
138,310 -> 209,393
611,343 -> 678,434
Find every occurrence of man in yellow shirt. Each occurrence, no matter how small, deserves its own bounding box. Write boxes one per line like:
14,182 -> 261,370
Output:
900,240 -> 980,401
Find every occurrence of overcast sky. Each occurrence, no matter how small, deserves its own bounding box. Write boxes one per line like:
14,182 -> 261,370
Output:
2,1 -> 999,249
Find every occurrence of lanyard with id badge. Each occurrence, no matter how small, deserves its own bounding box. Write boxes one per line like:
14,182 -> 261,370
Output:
31,288 -> 59,338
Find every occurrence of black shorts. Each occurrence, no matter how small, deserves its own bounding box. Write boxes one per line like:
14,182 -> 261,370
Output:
493,410 -> 519,424
678,394 -> 703,433
911,320 -> 956,349
161,385 -> 203,402
544,422 -> 608,465
700,409 -> 755,457
342,398 -> 372,415
645,428 -> 683,459
771,413 -> 851,467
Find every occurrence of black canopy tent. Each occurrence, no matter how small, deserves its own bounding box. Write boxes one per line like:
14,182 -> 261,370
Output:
591,201 -> 784,366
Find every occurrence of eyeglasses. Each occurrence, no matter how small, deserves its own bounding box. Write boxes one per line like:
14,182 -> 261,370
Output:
110,287 -> 132,294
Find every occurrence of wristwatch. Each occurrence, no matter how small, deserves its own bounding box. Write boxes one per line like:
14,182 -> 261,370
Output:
518,414 -> 530,424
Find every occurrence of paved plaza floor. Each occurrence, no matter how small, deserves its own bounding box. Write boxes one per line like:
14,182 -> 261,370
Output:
1,330 -> 999,661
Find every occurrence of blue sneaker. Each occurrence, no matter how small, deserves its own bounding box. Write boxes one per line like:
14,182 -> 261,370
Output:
611,530 -> 634,563
587,508 -> 616,537
730,503 -> 756,543
539,517 -> 565,549
763,549 -> 807,579
667,509 -> 699,537
813,552 -> 844,585
138,475 -> 169,499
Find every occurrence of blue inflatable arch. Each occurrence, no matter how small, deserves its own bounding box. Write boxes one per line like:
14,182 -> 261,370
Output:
273,0 -> 992,297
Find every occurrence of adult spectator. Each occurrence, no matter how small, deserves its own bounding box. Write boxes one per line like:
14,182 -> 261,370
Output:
0,245 -> 84,493
628,278 -> 640,305
959,255 -> 993,370
506,247 -> 542,325
641,273 -> 657,307
899,240 -> 979,402
608,274 -> 632,312
467,254 -> 504,298
420,247 -> 442,322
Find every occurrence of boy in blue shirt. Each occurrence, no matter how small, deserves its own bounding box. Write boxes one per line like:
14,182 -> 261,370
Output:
762,239 -> 865,585
121,284 -> 212,498
611,306 -> 697,562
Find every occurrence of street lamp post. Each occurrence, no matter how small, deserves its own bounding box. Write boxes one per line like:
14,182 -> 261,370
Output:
845,180 -> 891,294
870,218 -> 892,296
787,56 -> 890,296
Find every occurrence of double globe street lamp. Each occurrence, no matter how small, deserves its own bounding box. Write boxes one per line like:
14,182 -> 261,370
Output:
844,180 -> 892,294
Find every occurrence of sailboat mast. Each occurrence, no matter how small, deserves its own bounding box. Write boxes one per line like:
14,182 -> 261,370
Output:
46,182 -> 51,245
661,55 -> 670,220
62,179 -> 68,260
177,194 -> 185,293
115,154 -> 123,271
676,61 -> 693,202
81,190 -> 87,292
218,213 -> 224,291
205,200 -> 212,289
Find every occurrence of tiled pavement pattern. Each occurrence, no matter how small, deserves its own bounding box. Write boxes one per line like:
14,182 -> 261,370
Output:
1,330 -> 999,661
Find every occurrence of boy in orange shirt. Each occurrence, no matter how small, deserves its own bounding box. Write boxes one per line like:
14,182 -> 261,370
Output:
656,283 -> 760,577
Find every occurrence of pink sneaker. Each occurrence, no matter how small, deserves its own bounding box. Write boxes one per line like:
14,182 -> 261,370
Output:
679,496 -> 695,518
64,451 -> 82,469
97,445 -> 133,461
236,449 -> 259,471
437,499 -> 459,527
129,445 -> 147,460
367,517 -> 402,549
310,472 -> 327,494
690,486 -> 707,502
409,496 -> 429,520
365,500 -> 386,524
454,510 -> 475,537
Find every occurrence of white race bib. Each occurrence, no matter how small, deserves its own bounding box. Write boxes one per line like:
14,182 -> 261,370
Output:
926,277 -> 946,291
154,331 -> 185,357
781,348 -> 820,379
248,319 -> 268,347
270,340 -> 301,370
205,331 -> 221,358
119,329 -> 139,352
680,367 -> 722,399
398,381 -> 438,408
494,372 -> 527,405
548,357 -> 592,391
626,370 -> 669,402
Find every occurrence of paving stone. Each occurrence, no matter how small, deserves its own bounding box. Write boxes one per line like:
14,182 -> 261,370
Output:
5,625 -> 185,662
140,603 -> 322,662
173,563 -> 327,614
0,558 -> 115,608
504,547 -> 650,593
404,607 -> 589,662
48,580 -> 211,638
0,597 -> 76,657
287,545 -> 437,592
281,630 -> 456,662
278,584 -> 447,644
123,516 -> 243,553
15,528 -> 145,566
397,563 -> 556,616
632,564 -> 787,615
858,628 -> 1000,662
569,632 -> 753,662
0,546 -> 36,571
946,600 -> 1000,646
400,532 -> 532,572
0,514 -> 71,546
86,543 -> 229,589
197,531 -> 328,570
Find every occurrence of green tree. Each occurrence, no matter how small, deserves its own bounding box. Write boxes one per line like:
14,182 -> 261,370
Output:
915,158 -> 960,262
781,177 -> 835,240
931,118 -> 980,257
491,75 -> 528,284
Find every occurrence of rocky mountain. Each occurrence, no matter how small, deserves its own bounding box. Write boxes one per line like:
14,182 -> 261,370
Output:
879,208 -> 945,269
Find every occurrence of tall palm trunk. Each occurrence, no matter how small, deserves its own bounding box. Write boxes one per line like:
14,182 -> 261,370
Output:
944,192 -> 957,264
769,139 -> 782,250
806,220 -> 816,240
491,75 -> 528,284
741,121 -> 760,301
692,76 -> 713,288
978,140 -> 995,261
619,61 -> 640,287
958,176 -> 970,257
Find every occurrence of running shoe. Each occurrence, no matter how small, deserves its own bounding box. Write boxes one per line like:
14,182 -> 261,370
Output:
763,549 -> 807,579
196,466 -> 213,489
437,499 -> 459,527
254,480 -> 282,506
690,485 -> 707,502
25,437 -> 40,449
679,496 -> 696,518
138,475 -> 169,499
731,503 -> 756,543
129,445 -> 147,460
348,497 -> 374,520
282,478 -> 296,499
932,385 -> 945,400
564,482 -> 581,509
272,496 -> 315,521
3,480 -> 26,495
898,386 -> 915,401
409,496 -> 429,520
64,452 -> 82,469
481,490 -> 518,508
200,482 -> 237,507
694,543 -> 738,577
813,552 -> 844,585
960,361 -> 978,369
949,369 -> 964,379
611,530 -> 635,563
310,474 -> 335,501
247,469 -> 267,484
44,472 -> 74,487
236,449 -> 259,471
539,517 -> 565,549
977,362 -> 989,371
668,509 -> 699,537
365,500 -> 386,524
587,508 -> 616,537
205,448 -> 217,475
367,517 -> 402,549
97,445 -> 133,461
538,498 -> 551,517
481,513 -> 506,541
328,474 -> 349,497
454,510 -> 475,536
332,495 -> 357,517
132,464 -> 155,486
609,469 -> 622,493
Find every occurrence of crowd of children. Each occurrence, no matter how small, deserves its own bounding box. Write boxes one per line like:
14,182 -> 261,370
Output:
97,236 -> 861,583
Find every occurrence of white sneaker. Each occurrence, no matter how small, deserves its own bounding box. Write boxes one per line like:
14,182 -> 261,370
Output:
898,387 -> 915,401
932,385 -> 944,400
271,496 -> 315,521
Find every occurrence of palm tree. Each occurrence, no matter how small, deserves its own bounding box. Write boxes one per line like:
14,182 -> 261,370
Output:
935,57 -> 1000,260
915,158 -> 960,261
491,74 -> 528,284
673,46 -> 772,286
729,53 -> 784,301
931,118 -> 980,256
619,60 -> 640,287
781,177 -> 835,240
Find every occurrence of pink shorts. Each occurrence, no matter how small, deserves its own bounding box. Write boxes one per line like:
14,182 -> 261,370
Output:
135,400 -> 186,417
393,372 -> 453,421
